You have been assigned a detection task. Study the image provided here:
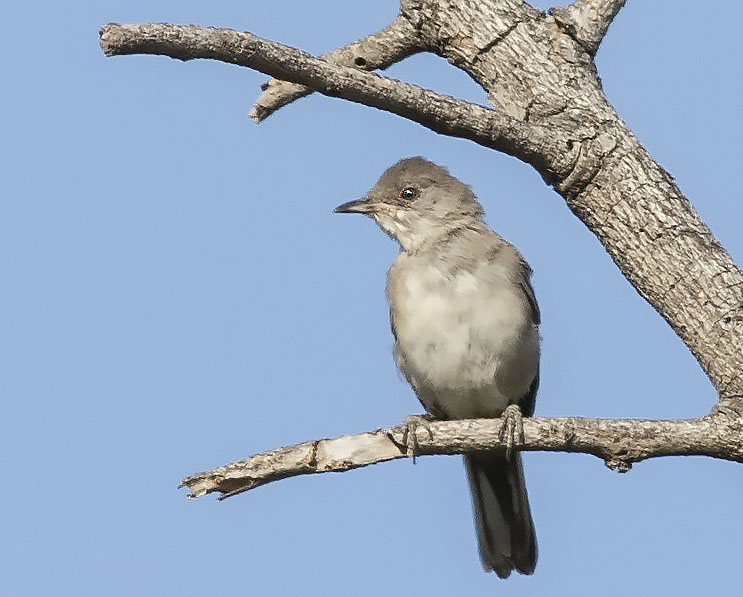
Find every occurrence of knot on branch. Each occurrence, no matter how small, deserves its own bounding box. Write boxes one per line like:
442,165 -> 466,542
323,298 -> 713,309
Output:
604,458 -> 632,472
710,396 -> 743,423
554,126 -> 618,198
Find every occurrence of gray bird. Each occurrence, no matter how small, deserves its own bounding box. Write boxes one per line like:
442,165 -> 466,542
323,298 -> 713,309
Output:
335,157 -> 539,578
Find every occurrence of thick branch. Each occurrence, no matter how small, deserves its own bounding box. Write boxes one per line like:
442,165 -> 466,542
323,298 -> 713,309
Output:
99,23 -> 569,178
251,15 -> 422,122
550,0 -> 627,55
180,411 -> 743,499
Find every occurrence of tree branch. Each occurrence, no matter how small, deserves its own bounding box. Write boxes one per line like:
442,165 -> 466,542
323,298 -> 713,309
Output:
549,0 -> 627,55
250,15 -> 422,122
100,23 -> 568,177
180,410 -> 743,500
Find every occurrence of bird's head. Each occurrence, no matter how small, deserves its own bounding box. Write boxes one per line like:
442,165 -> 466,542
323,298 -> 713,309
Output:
335,157 -> 484,252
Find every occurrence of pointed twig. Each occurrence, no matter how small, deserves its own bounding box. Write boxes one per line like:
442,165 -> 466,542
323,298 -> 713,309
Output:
250,15 -> 422,122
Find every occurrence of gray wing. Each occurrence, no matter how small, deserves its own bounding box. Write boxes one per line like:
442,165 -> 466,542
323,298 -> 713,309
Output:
519,368 -> 539,417
518,259 -> 539,416
519,260 -> 540,326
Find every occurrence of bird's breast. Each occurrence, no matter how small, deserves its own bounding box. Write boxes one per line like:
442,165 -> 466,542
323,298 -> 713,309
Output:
387,257 -> 538,419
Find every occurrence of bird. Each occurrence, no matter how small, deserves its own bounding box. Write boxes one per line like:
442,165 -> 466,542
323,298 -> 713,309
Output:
334,157 -> 539,578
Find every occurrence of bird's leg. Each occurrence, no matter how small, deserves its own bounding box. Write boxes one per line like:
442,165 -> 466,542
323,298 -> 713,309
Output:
402,414 -> 436,463
498,404 -> 525,460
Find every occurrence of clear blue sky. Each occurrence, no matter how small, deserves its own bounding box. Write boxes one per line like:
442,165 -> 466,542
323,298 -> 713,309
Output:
2,1 -> 741,595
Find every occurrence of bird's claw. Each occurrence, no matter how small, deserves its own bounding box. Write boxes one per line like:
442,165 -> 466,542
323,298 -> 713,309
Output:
498,404 -> 524,460
402,414 -> 435,463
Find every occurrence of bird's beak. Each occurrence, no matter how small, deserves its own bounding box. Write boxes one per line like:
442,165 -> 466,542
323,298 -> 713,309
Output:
334,197 -> 377,214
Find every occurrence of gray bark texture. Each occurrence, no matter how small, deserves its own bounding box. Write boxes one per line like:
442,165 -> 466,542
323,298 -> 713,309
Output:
99,0 -> 742,499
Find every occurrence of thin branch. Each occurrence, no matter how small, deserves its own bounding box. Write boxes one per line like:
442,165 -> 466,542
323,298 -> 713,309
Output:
251,15 -> 422,122
549,0 -> 627,55
99,23 -> 570,178
180,411 -> 743,500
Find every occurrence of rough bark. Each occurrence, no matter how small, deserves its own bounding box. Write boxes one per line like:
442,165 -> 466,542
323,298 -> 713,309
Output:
549,0 -> 627,55
98,0 -> 743,491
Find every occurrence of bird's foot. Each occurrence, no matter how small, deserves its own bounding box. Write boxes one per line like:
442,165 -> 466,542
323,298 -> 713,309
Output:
498,404 -> 524,461
402,414 -> 435,463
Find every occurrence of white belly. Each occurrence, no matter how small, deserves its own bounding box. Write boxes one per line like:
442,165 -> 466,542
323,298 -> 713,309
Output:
389,259 -> 538,419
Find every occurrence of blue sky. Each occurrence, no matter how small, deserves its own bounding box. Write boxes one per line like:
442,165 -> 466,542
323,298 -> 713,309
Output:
2,1 -> 741,595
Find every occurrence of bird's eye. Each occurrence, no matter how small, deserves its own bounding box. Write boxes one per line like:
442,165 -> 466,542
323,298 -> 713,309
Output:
399,187 -> 418,200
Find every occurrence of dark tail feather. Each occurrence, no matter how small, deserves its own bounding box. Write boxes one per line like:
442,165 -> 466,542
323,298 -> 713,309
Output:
464,452 -> 537,578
